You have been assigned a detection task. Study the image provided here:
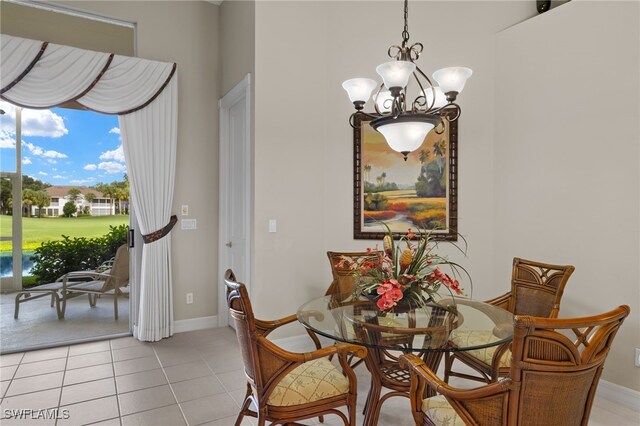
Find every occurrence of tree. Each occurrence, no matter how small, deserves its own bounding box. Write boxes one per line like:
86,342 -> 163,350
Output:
67,188 -> 81,202
32,190 -> 51,218
63,201 -> 77,217
22,188 -> 36,217
364,164 -> 372,184
85,192 -> 96,215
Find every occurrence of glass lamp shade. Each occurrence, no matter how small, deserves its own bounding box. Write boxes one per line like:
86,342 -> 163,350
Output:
373,90 -> 394,113
371,114 -> 439,155
342,78 -> 378,103
432,67 -> 473,95
376,61 -> 416,90
421,86 -> 448,109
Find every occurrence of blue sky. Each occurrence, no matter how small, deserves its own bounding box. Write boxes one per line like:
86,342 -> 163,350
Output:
0,101 -> 126,186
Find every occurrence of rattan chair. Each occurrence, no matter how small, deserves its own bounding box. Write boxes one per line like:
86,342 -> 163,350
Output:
224,269 -> 366,426
401,305 -> 630,426
444,257 -> 575,383
305,251 -> 382,358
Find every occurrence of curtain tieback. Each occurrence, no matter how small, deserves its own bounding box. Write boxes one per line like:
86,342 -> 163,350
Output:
143,215 -> 178,244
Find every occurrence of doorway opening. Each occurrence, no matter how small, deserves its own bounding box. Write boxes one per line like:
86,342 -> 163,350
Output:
0,102 -> 132,353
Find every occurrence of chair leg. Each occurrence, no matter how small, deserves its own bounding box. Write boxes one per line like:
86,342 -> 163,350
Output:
88,294 -> 97,307
114,293 -> 119,320
443,351 -> 453,383
14,293 -> 23,319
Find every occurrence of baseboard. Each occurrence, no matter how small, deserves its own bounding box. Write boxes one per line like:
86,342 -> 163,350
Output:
597,379 -> 640,413
173,315 -> 218,333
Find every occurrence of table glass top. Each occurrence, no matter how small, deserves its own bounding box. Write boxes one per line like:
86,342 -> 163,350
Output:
297,295 -> 514,352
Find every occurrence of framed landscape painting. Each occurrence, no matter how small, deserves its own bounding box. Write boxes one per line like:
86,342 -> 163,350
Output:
353,113 -> 458,241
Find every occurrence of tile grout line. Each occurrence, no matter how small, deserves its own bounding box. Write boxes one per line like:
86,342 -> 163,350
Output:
109,338 -> 124,426
54,345 -> 70,426
151,343 -> 189,426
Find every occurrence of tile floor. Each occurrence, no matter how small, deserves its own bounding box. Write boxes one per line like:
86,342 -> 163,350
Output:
1,327 -> 639,426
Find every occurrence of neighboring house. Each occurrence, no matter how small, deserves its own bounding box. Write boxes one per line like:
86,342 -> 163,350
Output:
31,186 -> 114,217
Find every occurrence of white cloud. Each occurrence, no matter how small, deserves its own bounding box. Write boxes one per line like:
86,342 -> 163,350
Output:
22,141 -> 67,160
47,159 -> 58,164
43,150 -> 67,159
38,171 -> 48,176
52,168 -> 57,171
0,101 -> 68,138
69,178 -> 96,185
109,127 -> 121,135
53,175 -> 64,179
22,157 -> 32,165
0,134 -> 16,149
98,161 -> 127,174
99,145 -> 125,163
83,164 -> 97,171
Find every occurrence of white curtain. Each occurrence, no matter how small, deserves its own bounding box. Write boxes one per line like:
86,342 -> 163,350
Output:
120,77 -> 177,340
1,34 -> 178,341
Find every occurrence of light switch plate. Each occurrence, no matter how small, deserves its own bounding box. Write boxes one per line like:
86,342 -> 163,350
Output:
181,219 -> 196,230
269,219 -> 277,233
181,205 -> 189,216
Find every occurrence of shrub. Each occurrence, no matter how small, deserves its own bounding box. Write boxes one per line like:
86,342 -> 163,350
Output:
29,224 -> 128,284
62,201 -> 77,217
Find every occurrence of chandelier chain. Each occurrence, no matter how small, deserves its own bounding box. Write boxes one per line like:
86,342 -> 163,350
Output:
402,0 -> 410,47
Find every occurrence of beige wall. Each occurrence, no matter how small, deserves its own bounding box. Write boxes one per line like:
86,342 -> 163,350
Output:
252,0 -> 533,325
50,1 -> 221,322
0,1 -> 134,56
494,1 -> 640,391
221,0 -> 255,95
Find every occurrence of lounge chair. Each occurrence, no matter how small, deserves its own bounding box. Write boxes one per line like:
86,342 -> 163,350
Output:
62,244 -> 129,320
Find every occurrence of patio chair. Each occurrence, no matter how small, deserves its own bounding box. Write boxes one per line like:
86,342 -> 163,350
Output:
401,305 -> 630,426
13,255 -> 117,320
62,244 -> 129,320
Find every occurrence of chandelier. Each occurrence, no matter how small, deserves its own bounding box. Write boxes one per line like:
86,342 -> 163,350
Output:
342,0 -> 472,161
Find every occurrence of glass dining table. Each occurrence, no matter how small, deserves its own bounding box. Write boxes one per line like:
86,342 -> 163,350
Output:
297,294 -> 514,426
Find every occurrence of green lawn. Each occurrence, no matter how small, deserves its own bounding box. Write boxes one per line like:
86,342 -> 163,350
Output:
0,215 -> 129,252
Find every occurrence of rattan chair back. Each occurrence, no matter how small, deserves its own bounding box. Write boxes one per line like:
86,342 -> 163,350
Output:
403,305 -> 630,426
326,251 -> 379,297
509,257 -> 575,318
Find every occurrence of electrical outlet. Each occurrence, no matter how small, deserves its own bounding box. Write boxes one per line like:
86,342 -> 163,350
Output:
186,293 -> 193,304
635,348 -> 640,367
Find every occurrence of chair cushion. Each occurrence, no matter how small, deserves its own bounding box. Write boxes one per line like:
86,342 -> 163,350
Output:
267,358 -> 349,407
422,395 -> 465,426
449,330 -> 510,368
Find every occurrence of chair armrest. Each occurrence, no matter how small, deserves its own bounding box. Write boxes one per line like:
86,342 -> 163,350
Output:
400,353 -> 511,400
485,292 -> 511,310
255,314 -> 299,336
257,335 -> 366,363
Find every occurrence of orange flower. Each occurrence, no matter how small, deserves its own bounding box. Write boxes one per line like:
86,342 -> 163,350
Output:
400,249 -> 413,273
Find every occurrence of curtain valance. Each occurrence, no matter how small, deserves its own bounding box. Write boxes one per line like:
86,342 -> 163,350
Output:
1,34 -> 175,114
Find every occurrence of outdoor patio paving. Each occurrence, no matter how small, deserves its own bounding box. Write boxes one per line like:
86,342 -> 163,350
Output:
0,290 -> 129,353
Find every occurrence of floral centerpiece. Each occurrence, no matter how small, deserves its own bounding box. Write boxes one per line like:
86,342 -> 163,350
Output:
338,226 -> 470,312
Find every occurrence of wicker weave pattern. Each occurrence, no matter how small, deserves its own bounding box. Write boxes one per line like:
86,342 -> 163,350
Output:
225,270 -> 365,425
445,257 -> 575,383
403,305 -> 630,426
